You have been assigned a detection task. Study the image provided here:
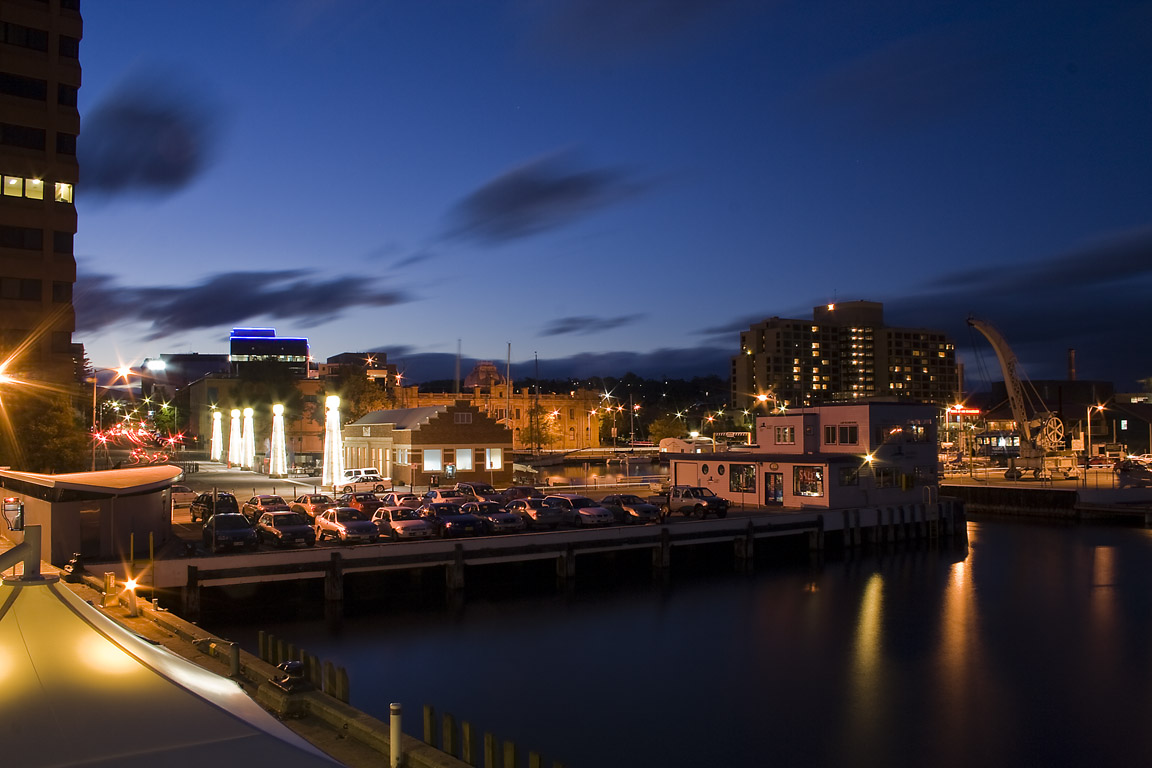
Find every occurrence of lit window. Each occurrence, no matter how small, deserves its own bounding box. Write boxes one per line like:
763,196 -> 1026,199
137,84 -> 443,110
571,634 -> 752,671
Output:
423,449 -> 442,472
485,448 -> 503,470
54,182 -> 73,203
456,447 -> 473,471
3,176 -> 21,197
25,178 -> 43,199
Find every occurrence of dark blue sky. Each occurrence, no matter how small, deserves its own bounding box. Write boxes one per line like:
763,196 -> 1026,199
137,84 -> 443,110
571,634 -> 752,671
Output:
73,1 -> 1152,389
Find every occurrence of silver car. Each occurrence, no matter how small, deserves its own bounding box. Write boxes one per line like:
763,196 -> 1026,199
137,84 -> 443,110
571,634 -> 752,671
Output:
544,494 -> 615,527
505,498 -> 564,530
373,506 -> 433,540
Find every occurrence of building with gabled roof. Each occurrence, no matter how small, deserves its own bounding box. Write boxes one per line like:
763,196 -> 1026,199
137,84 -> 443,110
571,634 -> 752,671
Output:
342,401 -> 513,487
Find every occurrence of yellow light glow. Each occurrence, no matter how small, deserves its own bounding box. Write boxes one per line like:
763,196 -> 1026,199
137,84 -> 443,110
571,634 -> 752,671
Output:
231,409 -> 240,417
78,633 -> 141,676
124,578 -> 137,591
243,407 -> 253,417
326,395 -> 340,408
115,366 -> 133,378
273,403 -> 284,416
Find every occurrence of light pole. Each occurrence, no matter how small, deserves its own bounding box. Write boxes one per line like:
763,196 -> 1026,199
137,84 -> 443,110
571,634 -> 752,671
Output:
1084,403 -> 1104,486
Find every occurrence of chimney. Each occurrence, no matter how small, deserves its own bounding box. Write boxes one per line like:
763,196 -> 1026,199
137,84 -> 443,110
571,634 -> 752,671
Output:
1068,348 -> 1077,381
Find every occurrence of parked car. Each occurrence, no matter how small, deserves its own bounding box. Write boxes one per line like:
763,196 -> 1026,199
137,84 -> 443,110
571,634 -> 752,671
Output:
599,493 -> 661,525
461,501 -> 526,534
241,495 -> 291,522
380,492 -> 421,508
648,486 -> 729,519
189,492 -> 239,523
504,498 -> 564,530
422,489 -> 467,504
256,511 -> 316,548
334,468 -> 390,493
417,502 -> 485,538
372,506 -> 434,540
337,492 -> 384,517
454,482 -> 501,502
169,484 -> 196,509
201,513 -> 258,553
544,494 -> 615,527
314,507 -> 380,544
290,493 -> 336,521
499,486 -> 544,503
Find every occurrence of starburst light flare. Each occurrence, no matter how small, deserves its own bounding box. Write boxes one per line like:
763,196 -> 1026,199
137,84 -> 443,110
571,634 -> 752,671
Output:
270,403 -> 287,477
210,411 -> 223,461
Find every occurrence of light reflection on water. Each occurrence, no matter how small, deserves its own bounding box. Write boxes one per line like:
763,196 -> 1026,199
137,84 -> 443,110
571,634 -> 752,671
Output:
210,519 -> 1152,768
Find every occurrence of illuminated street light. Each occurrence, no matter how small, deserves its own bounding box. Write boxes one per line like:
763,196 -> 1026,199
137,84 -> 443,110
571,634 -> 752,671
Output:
241,407 -> 255,470
1084,403 -> 1105,486
210,411 -> 223,462
322,395 -> 344,487
270,403 -> 287,477
228,409 -> 242,466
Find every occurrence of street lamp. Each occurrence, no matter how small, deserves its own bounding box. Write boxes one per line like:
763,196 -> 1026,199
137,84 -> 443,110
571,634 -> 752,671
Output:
1084,403 -> 1105,485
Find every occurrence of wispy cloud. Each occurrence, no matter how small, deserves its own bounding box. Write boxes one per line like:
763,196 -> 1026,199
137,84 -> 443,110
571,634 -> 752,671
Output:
75,268 -> 411,340
542,314 -> 645,336
445,152 -> 643,244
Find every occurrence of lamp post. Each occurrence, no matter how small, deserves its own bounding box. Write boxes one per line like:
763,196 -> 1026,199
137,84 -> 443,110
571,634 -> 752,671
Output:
1084,404 -> 1104,486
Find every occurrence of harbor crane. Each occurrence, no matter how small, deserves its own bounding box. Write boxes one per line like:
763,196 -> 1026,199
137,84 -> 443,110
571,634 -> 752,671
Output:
966,316 -> 1078,480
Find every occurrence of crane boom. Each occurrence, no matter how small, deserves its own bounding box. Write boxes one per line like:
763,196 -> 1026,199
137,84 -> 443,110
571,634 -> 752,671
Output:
966,316 -> 1032,443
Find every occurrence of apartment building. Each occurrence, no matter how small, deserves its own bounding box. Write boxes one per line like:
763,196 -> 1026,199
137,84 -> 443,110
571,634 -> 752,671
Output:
731,301 -> 957,410
0,0 -> 81,383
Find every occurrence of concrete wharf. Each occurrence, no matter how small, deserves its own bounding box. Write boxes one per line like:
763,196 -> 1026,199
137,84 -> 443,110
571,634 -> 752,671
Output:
122,499 -> 967,620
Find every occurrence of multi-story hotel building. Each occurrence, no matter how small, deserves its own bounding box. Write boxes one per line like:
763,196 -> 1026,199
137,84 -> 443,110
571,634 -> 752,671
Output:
731,301 -> 958,410
0,0 -> 81,383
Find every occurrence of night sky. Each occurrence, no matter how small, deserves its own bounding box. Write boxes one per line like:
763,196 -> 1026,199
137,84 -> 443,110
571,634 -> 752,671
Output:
74,1 -> 1152,389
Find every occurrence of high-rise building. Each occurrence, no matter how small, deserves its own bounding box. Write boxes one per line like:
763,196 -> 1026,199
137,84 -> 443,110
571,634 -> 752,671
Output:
731,301 -> 957,409
0,0 -> 81,383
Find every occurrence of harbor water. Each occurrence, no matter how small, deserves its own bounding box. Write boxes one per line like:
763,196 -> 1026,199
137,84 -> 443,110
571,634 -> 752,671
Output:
207,518 -> 1152,768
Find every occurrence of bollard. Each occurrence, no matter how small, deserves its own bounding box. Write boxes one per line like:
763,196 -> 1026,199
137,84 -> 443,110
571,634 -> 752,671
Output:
529,753 -> 542,768
102,572 -> 117,608
228,642 -> 240,677
126,583 -> 139,617
390,703 -> 403,768
503,740 -> 517,768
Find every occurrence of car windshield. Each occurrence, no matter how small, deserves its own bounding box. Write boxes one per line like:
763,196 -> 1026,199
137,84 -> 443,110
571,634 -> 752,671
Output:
215,516 -> 250,530
439,491 -> 463,498
263,496 -> 286,505
618,495 -> 642,503
469,484 -> 495,494
274,514 -> 308,527
692,488 -> 717,497
311,495 -> 332,503
354,493 -> 375,501
336,510 -> 366,522
391,509 -> 418,521
569,498 -> 596,508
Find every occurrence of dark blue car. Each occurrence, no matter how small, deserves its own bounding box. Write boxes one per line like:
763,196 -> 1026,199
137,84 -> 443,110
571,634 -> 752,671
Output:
202,512 -> 259,553
417,502 -> 485,538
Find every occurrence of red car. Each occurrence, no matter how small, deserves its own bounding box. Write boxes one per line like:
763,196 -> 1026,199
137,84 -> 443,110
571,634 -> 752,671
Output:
337,492 -> 384,516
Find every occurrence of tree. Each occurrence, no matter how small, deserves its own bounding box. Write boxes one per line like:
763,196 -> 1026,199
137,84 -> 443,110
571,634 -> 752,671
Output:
0,391 -> 88,473
327,367 -> 393,424
521,402 -> 559,452
647,413 -> 686,444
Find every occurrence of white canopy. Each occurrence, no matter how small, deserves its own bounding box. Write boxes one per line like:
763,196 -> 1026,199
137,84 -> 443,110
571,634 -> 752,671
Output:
0,577 -> 342,767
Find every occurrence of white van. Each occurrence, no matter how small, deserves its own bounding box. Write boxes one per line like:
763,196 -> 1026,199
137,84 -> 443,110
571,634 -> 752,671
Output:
335,468 -> 390,493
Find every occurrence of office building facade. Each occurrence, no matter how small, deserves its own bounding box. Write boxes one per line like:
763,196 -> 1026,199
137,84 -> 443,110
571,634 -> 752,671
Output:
0,0 -> 81,382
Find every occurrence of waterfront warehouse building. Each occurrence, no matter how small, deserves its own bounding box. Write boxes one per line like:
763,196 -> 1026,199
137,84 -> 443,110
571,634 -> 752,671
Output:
669,401 -> 939,510
0,0 -> 82,384
731,301 -> 958,410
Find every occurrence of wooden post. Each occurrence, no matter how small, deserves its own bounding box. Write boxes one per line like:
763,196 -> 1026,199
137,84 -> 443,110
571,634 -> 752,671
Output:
446,543 -> 466,593
556,546 -> 575,588
528,753 -> 542,768
258,630 -> 268,662
324,661 -> 337,697
462,721 -> 477,766
503,740 -> 517,768
484,733 -> 497,768
734,521 -> 754,574
423,705 -> 435,746
182,565 -> 200,620
325,552 -> 344,603
443,712 -> 458,757
652,527 -> 671,573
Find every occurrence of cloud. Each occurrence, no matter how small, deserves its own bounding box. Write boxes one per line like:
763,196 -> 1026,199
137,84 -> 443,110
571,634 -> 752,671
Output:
445,152 -> 642,244
75,268 -> 411,340
542,314 -> 645,336
79,72 -> 221,197
391,249 -> 436,269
